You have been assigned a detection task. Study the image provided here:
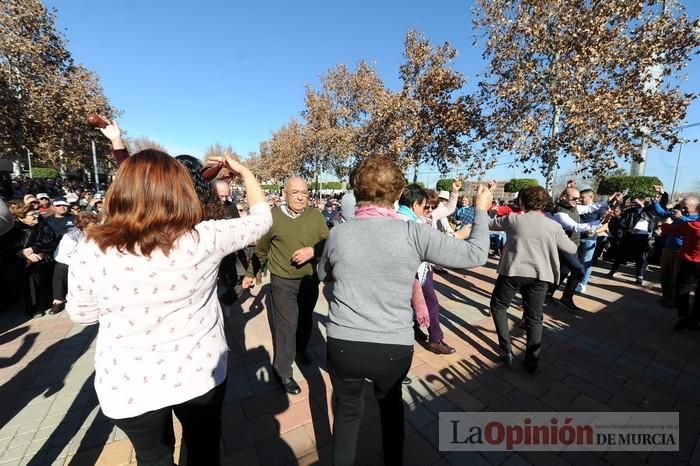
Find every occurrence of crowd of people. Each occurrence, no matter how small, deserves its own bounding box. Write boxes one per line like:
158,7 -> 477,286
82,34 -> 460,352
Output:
0,117 -> 699,465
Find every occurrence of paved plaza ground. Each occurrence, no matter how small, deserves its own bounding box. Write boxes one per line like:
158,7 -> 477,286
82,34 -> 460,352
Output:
0,258 -> 699,465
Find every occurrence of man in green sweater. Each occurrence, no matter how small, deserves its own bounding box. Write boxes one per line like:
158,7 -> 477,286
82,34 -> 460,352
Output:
243,177 -> 329,394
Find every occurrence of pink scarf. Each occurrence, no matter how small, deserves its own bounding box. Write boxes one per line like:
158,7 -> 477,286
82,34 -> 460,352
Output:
354,205 -> 430,329
354,205 -> 401,219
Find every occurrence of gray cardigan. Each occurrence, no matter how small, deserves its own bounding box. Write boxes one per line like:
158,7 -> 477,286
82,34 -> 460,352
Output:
318,210 -> 490,346
489,211 -> 577,284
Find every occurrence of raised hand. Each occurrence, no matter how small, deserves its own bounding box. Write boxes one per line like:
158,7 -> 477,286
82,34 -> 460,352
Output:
474,181 -> 495,211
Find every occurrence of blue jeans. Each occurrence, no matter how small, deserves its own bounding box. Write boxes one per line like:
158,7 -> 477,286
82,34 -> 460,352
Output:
578,236 -> 597,286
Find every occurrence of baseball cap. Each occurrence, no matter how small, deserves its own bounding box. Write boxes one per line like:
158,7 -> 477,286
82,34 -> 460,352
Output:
53,196 -> 70,207
438,191 -> 450,200
37,193 -> 50,199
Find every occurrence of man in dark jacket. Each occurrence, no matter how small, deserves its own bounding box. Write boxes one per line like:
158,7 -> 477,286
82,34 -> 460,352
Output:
607,196 -> 661,285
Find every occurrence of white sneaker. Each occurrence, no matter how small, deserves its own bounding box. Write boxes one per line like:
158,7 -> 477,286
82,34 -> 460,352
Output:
575,284 -> 586,294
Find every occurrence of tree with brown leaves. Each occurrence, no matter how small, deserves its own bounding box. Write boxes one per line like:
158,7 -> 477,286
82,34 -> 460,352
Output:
1,0 -> 117,173
203,143 -> 240,162
124,136 -> 169,155
398,30 -> 484,181
473,0 -> 700,192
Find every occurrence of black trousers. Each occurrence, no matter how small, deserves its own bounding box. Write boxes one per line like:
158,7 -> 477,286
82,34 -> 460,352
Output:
110,382 -> 226,466
611,233 -> 650,278
548,251 -> 584,299
23,261 -> 54,315
491,275 -> 549,363
269,274 -> 319,379
52,262 -> 69,301
675,260 -> 700,323
327,337 -> 413,466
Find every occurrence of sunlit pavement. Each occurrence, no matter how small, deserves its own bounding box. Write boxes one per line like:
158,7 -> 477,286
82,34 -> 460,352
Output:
0,258 -> 698,465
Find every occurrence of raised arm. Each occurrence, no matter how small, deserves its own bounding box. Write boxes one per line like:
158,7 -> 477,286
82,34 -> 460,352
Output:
97,118 -> 129,166
552,212 -> 601,233
412,183 -> 493,269
431,178 -> 462,221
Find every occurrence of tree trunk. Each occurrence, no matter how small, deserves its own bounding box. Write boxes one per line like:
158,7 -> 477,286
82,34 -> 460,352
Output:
412,161 -> 419,183
544,105 -> 561,195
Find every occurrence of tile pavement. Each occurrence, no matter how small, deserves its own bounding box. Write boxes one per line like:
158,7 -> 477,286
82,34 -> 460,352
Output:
0,258 -> 698,465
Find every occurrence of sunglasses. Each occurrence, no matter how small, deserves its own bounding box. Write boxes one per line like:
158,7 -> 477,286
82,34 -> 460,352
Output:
424,205 -> 435,210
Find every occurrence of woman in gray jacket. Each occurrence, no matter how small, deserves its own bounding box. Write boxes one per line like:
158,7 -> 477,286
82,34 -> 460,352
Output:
318,156 -> 494,466
488,186 -> 578,374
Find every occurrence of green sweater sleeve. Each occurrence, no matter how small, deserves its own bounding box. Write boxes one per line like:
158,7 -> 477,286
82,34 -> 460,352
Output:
247,225 -> 272,277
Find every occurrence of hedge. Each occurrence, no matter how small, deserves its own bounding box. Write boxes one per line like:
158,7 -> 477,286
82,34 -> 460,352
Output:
597,176 -> 662,198
436,178 -> 454,192
30,167 -> 60,179
504,178 -> 539,193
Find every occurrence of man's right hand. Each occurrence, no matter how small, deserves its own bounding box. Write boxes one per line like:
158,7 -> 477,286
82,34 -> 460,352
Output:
242,276 -> 256,289
653,185 -> 664,194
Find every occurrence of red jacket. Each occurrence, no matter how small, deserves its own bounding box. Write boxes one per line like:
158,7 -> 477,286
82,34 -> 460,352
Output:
661,220 -> 700,262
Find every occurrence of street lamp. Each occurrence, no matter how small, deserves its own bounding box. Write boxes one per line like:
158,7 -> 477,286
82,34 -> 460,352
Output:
91,134 -> 100,192
670,138 -> 698,201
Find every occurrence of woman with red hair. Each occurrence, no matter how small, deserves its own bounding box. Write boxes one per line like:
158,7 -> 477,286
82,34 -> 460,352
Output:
66,149 -> 271,465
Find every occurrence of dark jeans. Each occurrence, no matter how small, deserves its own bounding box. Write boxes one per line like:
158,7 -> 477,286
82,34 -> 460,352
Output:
675,260 -> 700,324
548,251 -> 584,299
422,271 -> 444,342
52,262 -> 69,301
611,233 -> 650,278
110,382 -> 226,466
490,275 -> 549,363
270,274 -> 319,379
327,337 -> 413,466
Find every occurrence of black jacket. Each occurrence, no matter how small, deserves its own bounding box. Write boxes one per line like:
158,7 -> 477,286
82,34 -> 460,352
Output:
2,220 -> 58,263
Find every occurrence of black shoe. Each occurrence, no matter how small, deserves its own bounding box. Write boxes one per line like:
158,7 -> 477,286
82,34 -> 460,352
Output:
295,351 -> 312,366
606,270 -> 617,279
544,294 -> 556,305
523,359 -> 538,374
402,377 -> 412,385
635,276 -> 644,286
25,309 -> 45,318
279,377 -> 301,395
49,302 -> 65,315
559,297 -> 583,312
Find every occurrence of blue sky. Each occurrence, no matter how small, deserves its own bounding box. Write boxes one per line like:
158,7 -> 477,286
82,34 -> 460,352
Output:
46,0 -> 700,191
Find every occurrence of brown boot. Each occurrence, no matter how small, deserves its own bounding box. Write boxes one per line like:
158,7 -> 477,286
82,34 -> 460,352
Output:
427,340 -> 456,355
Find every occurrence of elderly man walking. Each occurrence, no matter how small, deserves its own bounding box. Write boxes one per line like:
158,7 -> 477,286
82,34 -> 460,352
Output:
243,177 -> 329,394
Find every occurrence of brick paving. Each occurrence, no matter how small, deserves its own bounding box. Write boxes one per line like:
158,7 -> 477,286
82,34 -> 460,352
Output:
0,258 -> 699,465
